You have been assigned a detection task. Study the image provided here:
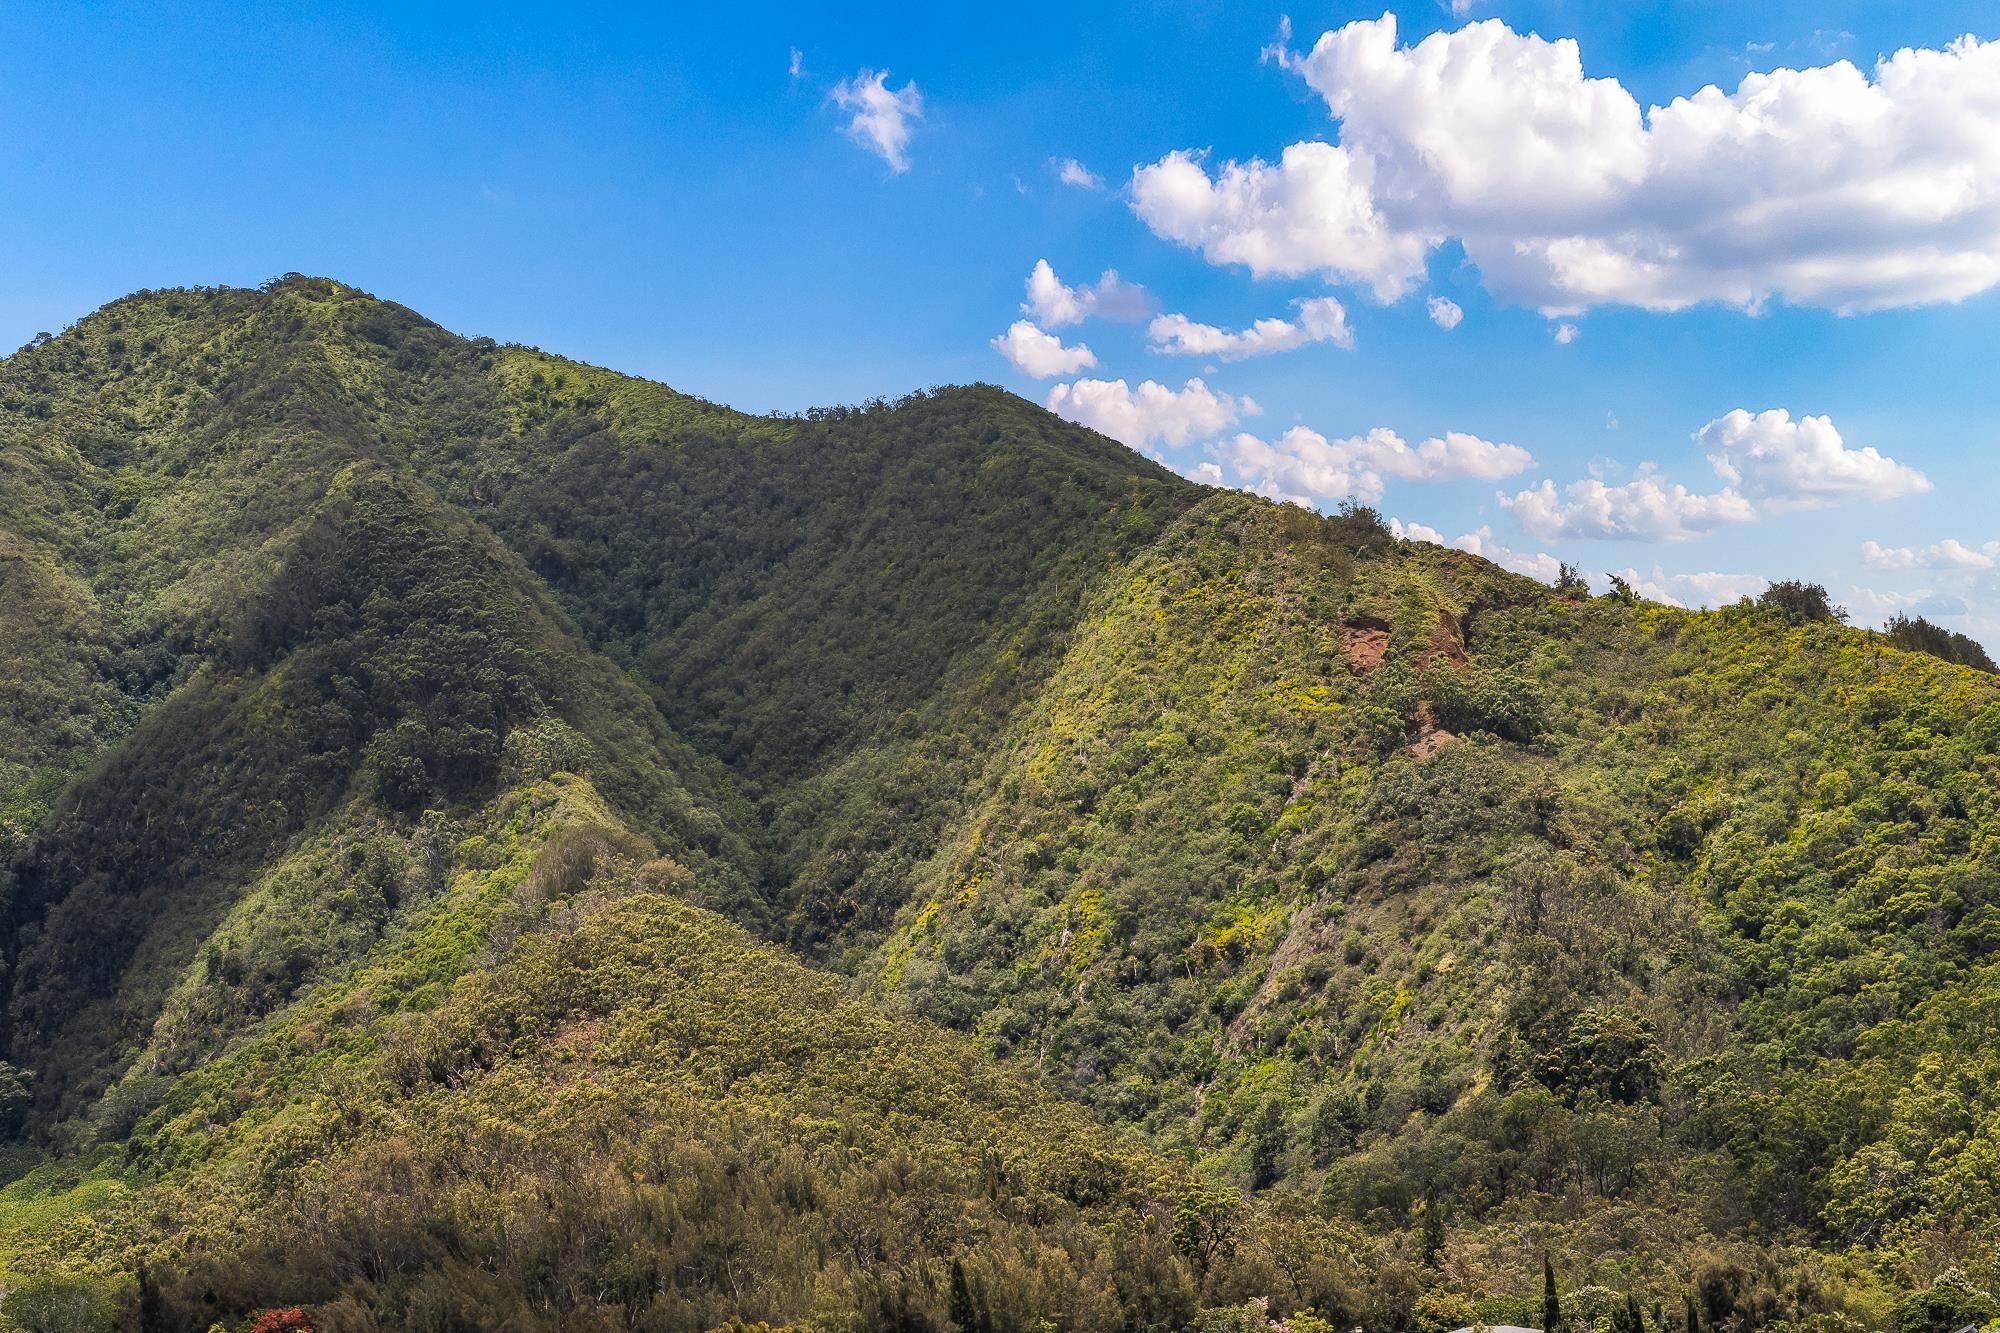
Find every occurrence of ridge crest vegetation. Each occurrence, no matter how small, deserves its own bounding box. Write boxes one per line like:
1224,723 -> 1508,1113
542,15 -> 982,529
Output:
0,278 -> 1995,1332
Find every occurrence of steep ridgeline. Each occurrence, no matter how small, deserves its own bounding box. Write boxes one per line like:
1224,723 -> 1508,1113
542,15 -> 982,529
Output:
869,495 -> 2000,1322
0,276 -> 1189,1107
0,278 -> 1995,1332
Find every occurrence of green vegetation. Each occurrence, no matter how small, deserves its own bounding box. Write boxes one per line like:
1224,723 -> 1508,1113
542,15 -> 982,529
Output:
1885,612 -> 1998,673
9,775 -> 1391,1330
0,276 -> 1997,1330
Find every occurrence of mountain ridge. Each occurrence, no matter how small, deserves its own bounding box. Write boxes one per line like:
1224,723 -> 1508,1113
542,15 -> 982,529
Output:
0,277 -> 1995,1333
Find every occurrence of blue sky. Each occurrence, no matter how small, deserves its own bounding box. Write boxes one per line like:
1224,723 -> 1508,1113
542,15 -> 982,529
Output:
4,2 -> 1998,642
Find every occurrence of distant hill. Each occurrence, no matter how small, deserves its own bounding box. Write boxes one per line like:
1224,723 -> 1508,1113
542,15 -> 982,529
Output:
0,277 -> 1994,1332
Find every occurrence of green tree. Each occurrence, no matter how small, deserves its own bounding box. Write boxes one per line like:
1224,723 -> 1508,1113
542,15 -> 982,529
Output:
1250,1098 -> 1288,1189
948,1257 -> 981,1333
1758,579 -> 1844,625
1419,1186 -> 1445,1266
1543,1256 -> 1562,1333
0,1062 -> 32,1137
1171,1181 -> 1242,1277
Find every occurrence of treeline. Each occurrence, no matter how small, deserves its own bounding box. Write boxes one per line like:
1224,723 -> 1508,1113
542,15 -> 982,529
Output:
1884,611 -> 1997,672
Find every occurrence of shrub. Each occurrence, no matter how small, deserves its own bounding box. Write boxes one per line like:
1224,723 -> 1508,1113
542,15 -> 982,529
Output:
1758,580 -> 1844,625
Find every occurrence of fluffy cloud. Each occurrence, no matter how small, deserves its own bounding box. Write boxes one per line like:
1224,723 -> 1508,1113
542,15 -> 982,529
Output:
1500,471 -> 1757,542
831,70 -> 923,172
1057,158 -> 1103,189
1044,377 -> 1242,448
1697,409 -> 1930,510
1599,567 -> 1767,607
1389,517 -> 1447,544
1553,323 -> 1579,344
1148,296 -> 1354,360
1696,404 -> 1928,508
1395,520 -> 1764,600
1143,16 -> 2000,313
1861,538 -> 2000,571
1449,526 -> 1566,582
990,321 -> 1096,378
1502,407 -> 1925,549
1387,430 -> 1535,481
1021,259 -> 1150,328
1673,570 -> 1771,604
1130,143 -> 1439,302
1222,425 -> 1533,504
1427,296 -> 1463,329
1391,519 -> 1569,583
1225,429 -> 1384,504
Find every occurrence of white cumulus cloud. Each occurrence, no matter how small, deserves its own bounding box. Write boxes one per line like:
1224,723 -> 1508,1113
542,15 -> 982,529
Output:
831,69 -> 923,173
1390,517 -> 1448,544
1021,259 -> 1150,328
1697,408 -> 1929,511
1861,538 -> 2000,571
990,321 -> 1096,378
1044,377 -> 1242,449
1225,428 -> 1388,504
1395,523 -> 1762,601
1500,471 -> 1757,543
1391,520 -> 1568,583
1599,567 -> 1768,608
1502,408 -> 1927,549
1148,296 -> 1354,360
1553,322 -> 1580,344
1130,143 -> 1439,302
1427,296 -> 1463,329
1674,570 -> 1770,604
1222,424 -> 1534,505
1144,16 -> 2000,314
1450,526 -> 1567,582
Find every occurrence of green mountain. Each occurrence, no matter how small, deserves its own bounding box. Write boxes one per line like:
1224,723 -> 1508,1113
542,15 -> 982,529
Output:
0,277 -> 1994,1333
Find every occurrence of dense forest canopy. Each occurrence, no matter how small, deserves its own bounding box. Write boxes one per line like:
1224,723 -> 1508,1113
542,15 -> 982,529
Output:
0,277 -> 1995,1333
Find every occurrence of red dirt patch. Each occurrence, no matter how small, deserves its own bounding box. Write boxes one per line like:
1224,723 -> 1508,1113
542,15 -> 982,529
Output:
1408,700 -> 1457,759
1341,616 -> 1391,673
1419,609 -> 1469,670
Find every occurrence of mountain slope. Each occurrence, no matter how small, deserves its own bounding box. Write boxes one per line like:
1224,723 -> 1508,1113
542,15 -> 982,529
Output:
9,775 -> 1377,1332
0,279 -> 1996,1331
0,277 -> 1196,960
0,275 -> 1191,1132
871,492 -> 2000,1310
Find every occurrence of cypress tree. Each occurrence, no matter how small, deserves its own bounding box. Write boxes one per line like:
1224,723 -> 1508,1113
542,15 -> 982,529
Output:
949,1257 -> 980,1333
1543,1256 -> 1562,1333
1623,1292 -> 1647,1333
1419,1185 -> 1446,1265
1251,1098 -> 1288,1189
1684,1292 -> 1702,1333
137,1262 -> 165,1333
